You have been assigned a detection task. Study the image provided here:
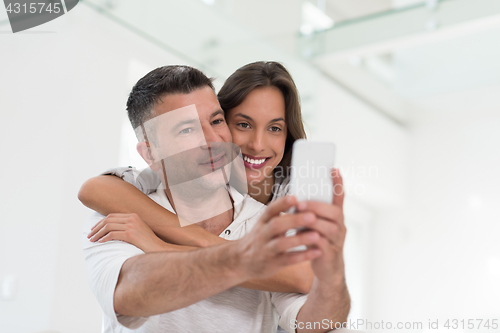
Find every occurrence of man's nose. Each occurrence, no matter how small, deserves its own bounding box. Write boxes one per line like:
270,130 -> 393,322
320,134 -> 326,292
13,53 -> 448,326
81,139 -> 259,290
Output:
201,125 -> 223,150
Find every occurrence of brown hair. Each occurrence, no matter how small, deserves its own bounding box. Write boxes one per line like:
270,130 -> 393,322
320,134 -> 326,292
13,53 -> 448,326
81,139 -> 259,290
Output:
218,61 -> 306,177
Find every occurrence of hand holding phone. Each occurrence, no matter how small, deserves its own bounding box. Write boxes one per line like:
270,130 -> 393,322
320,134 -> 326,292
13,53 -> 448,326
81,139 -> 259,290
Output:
286,140 -> 336,250
289,139 -> 336,208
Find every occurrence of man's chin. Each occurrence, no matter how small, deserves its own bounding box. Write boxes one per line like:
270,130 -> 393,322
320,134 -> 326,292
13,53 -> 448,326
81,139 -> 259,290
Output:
196,169 -> 228,190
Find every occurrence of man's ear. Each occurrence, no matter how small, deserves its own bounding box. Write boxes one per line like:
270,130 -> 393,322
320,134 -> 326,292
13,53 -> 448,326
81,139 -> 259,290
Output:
137,142 -> 160,171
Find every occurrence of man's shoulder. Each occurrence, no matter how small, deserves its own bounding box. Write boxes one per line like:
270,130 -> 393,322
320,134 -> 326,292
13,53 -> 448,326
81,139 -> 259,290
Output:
148,185 -> 174,212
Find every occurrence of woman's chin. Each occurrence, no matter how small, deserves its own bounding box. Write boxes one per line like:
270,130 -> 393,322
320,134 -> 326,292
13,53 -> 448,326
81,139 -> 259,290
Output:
247,177 -> 264,188
246,173 -> 274,189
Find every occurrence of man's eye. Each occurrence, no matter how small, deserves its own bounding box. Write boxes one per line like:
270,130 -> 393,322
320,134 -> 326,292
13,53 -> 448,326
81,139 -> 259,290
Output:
212,119 -> 225,125
270,126 -> 282,132
237,122 -> 250,129
179,127 -> 193,134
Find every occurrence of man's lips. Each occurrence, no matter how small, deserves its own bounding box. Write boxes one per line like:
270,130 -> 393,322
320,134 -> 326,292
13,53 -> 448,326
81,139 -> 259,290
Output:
200,153 -> 226,169
242,154 -> 271,169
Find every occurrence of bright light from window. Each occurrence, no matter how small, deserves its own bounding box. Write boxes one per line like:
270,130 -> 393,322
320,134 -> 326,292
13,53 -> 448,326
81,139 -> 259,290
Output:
468,195 -> 484,209
301,2 -> 334,35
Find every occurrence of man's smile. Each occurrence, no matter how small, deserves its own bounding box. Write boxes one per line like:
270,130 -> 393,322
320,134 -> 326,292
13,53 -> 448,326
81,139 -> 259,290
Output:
200,152 -> 227,170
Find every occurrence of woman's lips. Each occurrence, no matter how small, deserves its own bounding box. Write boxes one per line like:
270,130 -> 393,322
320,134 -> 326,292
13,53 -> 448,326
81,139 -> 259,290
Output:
242,154 -> 270,170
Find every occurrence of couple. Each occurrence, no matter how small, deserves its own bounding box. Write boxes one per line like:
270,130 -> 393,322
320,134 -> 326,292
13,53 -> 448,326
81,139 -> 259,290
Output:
80,62 -> 350,332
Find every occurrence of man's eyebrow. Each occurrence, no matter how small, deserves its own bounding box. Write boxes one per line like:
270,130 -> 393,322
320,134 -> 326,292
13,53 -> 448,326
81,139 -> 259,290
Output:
171,119 -> 198,132
211,109 -> 225,118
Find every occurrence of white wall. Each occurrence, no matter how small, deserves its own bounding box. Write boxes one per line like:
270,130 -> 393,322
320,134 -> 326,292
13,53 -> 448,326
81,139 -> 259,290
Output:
313,76 -> 410,210
367,85 -> 500,324
311,75 -> 411,319
0,4 -> 186,332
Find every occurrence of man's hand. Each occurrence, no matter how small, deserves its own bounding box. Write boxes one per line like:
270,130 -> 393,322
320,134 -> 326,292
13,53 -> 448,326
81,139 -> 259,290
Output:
112,196 -> 325,317
296,169 -> 346,281
235,195 -> 323,280
294,169 -> 350,332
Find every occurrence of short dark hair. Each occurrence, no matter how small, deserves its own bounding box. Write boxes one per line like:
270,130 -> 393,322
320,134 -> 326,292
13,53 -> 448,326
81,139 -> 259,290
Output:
126,65 -> 215,130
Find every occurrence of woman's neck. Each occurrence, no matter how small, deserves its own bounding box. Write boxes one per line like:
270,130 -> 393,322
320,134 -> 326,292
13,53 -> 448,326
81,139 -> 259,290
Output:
248,174 -> 275,204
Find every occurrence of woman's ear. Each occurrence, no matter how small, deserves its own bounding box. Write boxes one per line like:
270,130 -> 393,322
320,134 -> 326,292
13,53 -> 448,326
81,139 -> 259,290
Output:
137,142 -> 160,171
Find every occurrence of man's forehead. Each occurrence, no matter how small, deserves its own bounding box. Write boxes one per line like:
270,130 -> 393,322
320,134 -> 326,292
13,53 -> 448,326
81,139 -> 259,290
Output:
154,87 -> 218,115
159,104 -> 198,122
144,104 -> 201,133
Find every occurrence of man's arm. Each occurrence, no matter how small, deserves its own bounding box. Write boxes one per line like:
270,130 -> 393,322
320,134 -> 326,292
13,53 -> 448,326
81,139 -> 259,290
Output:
114,242 -> 243,316
113,196 -> 323,317
241,262 -> 313,294
295,170 -> 351,332
295,265 -> 350,332
86,203 -> 314,294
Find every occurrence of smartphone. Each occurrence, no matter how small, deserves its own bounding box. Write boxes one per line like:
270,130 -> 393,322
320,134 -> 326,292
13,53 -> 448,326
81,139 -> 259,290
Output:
289,139 -> 336,210
286,140 -> 336,251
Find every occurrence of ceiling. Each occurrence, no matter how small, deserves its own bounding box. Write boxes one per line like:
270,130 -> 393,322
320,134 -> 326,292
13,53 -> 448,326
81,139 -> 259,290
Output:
2,0 -> 498,124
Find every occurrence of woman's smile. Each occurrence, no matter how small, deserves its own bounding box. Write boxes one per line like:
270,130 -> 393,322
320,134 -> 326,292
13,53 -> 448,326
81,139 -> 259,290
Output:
242,153 -> 271,169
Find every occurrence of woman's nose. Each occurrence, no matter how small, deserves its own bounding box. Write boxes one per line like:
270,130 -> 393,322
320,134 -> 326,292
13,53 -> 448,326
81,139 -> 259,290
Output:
248,131 -> 265,153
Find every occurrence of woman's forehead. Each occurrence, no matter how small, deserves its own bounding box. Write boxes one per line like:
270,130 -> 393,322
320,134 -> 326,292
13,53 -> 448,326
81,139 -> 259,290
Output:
228,87 -> 286,121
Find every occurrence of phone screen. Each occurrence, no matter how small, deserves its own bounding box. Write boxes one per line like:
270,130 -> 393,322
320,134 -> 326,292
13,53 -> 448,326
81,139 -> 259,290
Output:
289,139 -> 336,205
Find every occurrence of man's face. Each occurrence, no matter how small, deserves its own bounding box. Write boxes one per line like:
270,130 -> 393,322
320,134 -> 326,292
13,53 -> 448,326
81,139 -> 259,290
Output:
142,86 -> 234,192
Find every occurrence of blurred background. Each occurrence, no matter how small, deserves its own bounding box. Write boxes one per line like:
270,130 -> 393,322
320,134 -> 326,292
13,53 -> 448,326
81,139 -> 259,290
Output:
1,0 -> 499,332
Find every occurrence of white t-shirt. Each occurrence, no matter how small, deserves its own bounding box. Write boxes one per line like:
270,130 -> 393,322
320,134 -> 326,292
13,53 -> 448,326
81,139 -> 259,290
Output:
83,185 -> 307,333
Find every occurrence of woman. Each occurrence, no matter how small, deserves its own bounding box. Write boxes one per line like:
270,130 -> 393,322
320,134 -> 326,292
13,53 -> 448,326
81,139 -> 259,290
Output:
218,61 -> 305,204
79,61 -> 311,293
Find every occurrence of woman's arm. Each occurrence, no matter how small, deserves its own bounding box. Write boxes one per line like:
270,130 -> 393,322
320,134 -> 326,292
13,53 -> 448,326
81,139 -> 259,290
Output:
78,175 -> 224,248
79,175 -> 314,293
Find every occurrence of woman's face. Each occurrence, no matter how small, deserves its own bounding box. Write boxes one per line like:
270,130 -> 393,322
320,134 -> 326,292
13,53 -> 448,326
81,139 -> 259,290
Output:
226,86 -> 287,186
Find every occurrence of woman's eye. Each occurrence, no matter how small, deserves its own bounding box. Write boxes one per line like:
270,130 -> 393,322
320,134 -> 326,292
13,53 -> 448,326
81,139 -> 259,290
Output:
237,122 -> 250,129
270,126 -> 282,132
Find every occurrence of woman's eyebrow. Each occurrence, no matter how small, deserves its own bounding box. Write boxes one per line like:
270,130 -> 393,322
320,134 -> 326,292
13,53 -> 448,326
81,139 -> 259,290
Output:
233,113 -> 284,124
233,113 -> 253,121
269,117 -> 285,123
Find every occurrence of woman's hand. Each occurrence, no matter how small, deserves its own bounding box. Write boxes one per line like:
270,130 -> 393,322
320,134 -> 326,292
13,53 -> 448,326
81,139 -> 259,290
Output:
87,213 -> 179,253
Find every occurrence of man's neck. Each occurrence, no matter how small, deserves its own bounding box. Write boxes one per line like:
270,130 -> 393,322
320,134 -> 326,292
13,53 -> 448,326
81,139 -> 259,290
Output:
164,186 -> 234,235
195,208 -> 233,235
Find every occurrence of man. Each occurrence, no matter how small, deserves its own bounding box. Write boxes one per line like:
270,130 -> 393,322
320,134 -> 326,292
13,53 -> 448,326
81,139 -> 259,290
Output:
82,65 -> 350,332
